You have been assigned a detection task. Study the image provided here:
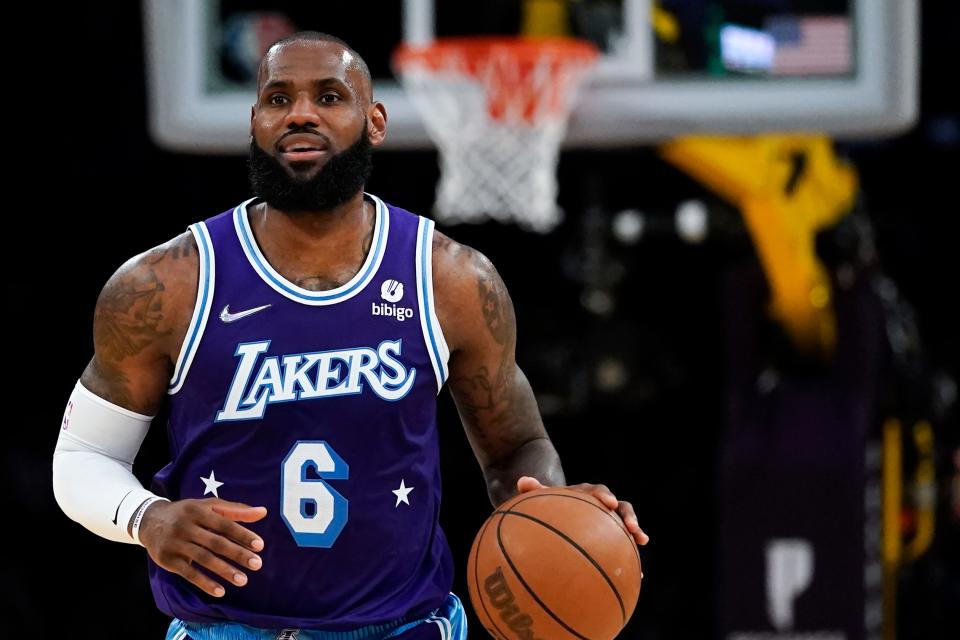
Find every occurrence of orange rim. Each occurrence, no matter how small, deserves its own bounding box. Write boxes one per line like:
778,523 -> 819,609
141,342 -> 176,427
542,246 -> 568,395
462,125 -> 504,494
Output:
393,36 -> 599,122
393,36 -> 599,71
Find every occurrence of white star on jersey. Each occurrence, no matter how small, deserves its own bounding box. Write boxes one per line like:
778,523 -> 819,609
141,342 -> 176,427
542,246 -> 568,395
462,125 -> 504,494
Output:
392,479 -> 414,507
201,470 -> 224,498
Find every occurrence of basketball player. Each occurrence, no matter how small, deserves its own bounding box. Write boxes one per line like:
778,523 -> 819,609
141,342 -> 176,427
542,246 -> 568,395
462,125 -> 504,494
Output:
52,32 -> 648,640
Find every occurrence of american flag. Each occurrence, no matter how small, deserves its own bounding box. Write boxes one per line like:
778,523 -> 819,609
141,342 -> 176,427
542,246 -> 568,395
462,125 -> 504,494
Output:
766,15 -> 852,76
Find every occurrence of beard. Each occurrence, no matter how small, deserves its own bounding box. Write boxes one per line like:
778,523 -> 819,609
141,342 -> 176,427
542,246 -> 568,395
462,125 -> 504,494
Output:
247,125 -> 374,213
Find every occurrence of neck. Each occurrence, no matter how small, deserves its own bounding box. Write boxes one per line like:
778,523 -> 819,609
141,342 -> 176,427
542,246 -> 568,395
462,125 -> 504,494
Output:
248,192 -> 376,285
253,191 -> 370,249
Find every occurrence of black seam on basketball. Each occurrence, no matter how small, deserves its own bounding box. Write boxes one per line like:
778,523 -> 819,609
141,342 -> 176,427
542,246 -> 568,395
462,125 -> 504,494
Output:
474,513 -> 513,640
496,513 -> 591,640
495,509 -> 627,624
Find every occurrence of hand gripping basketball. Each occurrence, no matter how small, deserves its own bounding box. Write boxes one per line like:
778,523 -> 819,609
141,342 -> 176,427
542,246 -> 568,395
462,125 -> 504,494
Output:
468,482 -> 645,640
517,476 -> 650,545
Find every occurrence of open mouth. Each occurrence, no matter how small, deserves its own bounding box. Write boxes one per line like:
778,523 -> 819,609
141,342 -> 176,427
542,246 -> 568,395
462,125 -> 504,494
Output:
279,134 -> 330,161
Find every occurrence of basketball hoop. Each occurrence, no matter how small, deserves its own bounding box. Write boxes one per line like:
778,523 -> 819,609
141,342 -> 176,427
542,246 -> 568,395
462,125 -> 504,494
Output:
393,37 -> 599,232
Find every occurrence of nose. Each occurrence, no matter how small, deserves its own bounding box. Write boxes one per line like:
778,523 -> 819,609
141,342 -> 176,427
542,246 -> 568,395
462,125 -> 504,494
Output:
283,93 -> 321,128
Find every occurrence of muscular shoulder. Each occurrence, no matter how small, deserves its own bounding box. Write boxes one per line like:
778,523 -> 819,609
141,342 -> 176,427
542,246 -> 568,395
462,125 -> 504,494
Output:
81,231 -> 199,409
114,230 -> 199,288
431,229 -> 515,354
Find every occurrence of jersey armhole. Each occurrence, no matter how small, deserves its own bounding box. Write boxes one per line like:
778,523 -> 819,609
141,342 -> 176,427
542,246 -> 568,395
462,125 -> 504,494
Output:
416,217 -> 451,394
167,222 -> 215,395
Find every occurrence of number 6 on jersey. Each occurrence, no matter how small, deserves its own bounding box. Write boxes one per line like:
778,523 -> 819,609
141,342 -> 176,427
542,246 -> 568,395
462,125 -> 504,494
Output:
281,441 -> 349,547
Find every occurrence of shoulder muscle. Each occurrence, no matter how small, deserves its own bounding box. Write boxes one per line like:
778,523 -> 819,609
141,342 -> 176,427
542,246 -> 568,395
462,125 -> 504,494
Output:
80,231 -> 199,413
431,229 -> 516,355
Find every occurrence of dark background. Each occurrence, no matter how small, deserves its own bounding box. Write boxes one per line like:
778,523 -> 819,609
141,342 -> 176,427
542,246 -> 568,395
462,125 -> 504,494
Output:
8,2 -> 957,638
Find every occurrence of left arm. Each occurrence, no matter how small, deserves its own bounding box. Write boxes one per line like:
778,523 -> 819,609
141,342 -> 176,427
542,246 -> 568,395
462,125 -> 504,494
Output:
432,231 -> 648,545
433,230 -> 561,504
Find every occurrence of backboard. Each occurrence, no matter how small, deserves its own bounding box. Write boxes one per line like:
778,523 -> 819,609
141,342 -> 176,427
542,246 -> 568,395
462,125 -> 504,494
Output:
143,0 -> 918,152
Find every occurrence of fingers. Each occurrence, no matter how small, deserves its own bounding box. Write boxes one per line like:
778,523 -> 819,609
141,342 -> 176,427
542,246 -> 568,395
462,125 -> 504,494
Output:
145,499 -> 268,599
200,507 -> 266,554
173,555 -> 228,598
569,483 -> 650,546
166,538 -> 249,598
516,476 -> 545,493
209,499 -> 268,524
193,524 -> 264,575
156,525 -> 264,598
616,501 -> 650,546
189,540 -> 253,592
514,479 -> 651,547
580,483 -> 619,511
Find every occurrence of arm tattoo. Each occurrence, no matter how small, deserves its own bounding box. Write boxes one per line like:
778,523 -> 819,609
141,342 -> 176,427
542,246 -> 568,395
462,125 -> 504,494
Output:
452,363 -> 543,451
95,262 -> 171,361
83,358 -> 134,408
86,239 -> 183,407
474,251 -> 512,345
449,252 -> 534,457
434,230 -> 515,346
451,359 -> 555,503
144,232 -> 193,265
451,363 -> 510,431
168,233 -> 194,260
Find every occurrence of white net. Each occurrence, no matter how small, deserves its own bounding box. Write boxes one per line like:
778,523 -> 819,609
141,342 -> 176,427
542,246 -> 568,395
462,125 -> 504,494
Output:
394,39 -> 598,233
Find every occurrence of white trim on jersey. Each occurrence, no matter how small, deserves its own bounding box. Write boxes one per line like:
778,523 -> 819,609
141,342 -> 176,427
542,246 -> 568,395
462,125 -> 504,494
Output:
428,593 -> 467,640
168,222 -> 215,395
416,217 -> 451,394
233,193 -> 390,306
429,614 -> 453,640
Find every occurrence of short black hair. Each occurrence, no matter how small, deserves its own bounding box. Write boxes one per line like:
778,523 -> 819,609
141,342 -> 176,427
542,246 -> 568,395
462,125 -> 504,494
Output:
256,31 -> 373,100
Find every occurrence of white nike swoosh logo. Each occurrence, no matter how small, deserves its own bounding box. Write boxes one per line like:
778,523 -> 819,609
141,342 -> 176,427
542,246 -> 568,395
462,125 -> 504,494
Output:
220,304 -> 272,323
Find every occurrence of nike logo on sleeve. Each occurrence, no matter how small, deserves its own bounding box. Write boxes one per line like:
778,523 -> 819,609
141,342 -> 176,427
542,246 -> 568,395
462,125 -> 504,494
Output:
113,489 -> 134,525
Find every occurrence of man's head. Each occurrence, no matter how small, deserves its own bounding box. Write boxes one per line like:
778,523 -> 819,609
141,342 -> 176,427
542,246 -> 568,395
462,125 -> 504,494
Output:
248,32 -> 387,213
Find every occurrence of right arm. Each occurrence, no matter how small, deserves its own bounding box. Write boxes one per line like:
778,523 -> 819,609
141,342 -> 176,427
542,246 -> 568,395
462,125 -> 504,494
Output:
53,232 -> 265,598
79,231 -> 192,413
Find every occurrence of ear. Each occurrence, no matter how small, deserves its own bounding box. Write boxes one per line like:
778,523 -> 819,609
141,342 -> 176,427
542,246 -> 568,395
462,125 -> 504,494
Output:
249,105 -> 256,138
367,102 -> 388,147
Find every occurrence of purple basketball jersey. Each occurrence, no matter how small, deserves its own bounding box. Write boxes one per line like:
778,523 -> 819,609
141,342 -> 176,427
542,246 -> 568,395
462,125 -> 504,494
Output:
149,194 -> 454,630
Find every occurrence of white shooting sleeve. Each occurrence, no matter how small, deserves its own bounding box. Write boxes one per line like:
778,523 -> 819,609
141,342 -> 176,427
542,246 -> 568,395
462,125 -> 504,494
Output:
52,380 -> 162,544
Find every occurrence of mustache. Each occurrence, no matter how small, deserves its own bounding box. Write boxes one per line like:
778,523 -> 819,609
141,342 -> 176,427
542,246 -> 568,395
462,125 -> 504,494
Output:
277,127 -> 332,150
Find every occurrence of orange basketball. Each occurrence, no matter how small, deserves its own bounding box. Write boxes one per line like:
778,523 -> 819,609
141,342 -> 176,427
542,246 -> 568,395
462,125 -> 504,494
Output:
467,487 -> 642,640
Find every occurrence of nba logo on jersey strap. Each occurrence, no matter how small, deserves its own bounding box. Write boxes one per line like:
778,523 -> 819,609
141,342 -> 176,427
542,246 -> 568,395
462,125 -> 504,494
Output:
215,338 -> 418,421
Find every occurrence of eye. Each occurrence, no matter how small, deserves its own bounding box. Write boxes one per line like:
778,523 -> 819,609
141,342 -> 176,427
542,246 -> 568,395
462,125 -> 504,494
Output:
267,94 -> 288,106
319,93 -> 342,104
